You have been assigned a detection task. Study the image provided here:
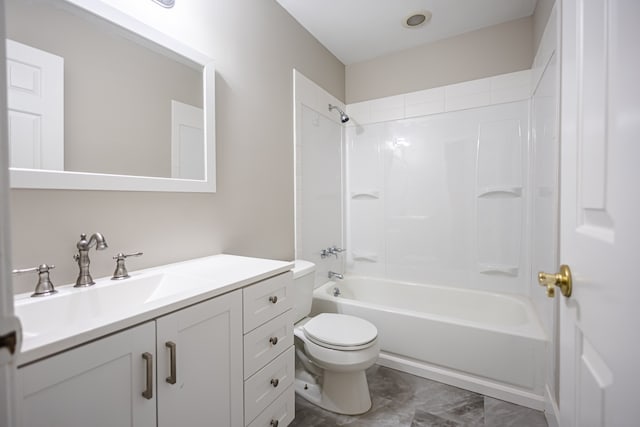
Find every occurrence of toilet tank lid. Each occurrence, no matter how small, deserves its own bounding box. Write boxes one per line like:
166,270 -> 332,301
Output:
291,259 -> 316,279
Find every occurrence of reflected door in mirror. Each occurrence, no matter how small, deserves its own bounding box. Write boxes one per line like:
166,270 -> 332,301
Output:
6,39 -> 63,170
171,100 -> 204,180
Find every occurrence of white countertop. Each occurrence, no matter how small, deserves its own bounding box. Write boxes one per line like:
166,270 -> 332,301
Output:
14,254 -> 293,366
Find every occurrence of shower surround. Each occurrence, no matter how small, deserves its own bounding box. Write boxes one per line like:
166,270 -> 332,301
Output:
345,73 -> 532,295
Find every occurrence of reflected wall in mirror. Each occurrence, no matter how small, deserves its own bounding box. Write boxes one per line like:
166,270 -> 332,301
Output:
6,0 -> 216,192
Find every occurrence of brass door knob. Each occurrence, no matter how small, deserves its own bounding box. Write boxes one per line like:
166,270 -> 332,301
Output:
538,265 -> 572,298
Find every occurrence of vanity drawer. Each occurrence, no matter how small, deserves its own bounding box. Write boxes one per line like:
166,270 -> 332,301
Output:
244,346 -> 294,424
247,385 -> 294,427
243,272 -> 293,333
244,310 -> 294,379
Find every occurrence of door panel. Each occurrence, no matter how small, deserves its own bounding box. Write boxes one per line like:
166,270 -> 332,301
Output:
16,322 -> 156,427
560,0 -> 640,425
156,290 -> 243,427
0,6 -> 20,424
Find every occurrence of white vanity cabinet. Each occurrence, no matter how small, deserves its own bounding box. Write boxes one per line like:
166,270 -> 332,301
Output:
156,290 -> 243,427
14,255 -> 296,427
16,290 -> 243,427
242,272 -> 296,427
17,322 -> 157,427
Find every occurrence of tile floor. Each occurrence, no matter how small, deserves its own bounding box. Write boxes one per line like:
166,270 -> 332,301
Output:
290,365 -> 548,427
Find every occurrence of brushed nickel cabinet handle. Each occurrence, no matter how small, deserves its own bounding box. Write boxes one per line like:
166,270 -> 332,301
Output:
270,378 -> 279,388
268,296 -> 278,304
166,341 -> 177,385
142,352 -> 153,399
269,336 -> 278,346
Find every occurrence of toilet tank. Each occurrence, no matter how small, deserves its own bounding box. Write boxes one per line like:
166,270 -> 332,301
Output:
291,260 -> 316,323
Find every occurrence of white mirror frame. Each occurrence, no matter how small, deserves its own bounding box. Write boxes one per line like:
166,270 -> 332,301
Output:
9,0 -> 216,192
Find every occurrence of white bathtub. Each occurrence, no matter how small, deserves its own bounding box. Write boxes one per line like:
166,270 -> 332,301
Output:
311,276 -> 546,409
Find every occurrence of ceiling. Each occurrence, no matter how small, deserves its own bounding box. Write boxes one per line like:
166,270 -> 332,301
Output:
275,0 -> 538,65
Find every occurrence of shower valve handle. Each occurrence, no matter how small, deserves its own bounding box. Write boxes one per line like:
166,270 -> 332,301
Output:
323,246 -> 346,258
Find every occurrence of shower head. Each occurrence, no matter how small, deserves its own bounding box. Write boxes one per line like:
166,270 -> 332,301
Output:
328,104 -> 349,123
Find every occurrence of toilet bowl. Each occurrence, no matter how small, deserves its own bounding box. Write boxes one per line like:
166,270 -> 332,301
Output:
291,260 -> 379,415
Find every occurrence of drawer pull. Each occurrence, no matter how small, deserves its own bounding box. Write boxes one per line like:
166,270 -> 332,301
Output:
270,378 -> 279,388
270,420 -> 279,427
268,296 -> 278,304
142,352 -> 153,400
269,336 -> 279,346
166,341 -> 177,385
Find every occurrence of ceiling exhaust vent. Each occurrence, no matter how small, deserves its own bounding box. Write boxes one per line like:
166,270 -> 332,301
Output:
403,11 -> 432,28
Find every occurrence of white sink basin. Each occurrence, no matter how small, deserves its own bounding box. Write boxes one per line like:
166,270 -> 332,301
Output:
14,270 -> 218,359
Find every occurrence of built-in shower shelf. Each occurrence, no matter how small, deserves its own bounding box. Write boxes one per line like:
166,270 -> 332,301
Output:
352,252 -> 378,263
478,263 -> 519,276
477,186 -> 522,198
351,190 -> 380,199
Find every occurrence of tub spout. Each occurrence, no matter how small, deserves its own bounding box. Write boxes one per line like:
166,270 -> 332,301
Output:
328,271 -> 343,280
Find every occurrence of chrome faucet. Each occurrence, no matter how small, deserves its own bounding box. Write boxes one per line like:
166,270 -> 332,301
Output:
328,271 -> 343,280
321,246 -> 346,259
73,232 -> 108,287
328,246 -> 345,257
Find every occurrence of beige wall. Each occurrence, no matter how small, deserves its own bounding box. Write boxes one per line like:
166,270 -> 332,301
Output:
9,0 -> 345,294
346,17 -> 533,103
533,0 -> 556,52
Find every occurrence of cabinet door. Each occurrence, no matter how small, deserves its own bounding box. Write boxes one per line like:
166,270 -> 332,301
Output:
17,322 -> 156,427
156,290 -> 243,427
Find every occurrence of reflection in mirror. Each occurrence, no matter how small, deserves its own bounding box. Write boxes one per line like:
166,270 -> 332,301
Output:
6,0 -> 216,192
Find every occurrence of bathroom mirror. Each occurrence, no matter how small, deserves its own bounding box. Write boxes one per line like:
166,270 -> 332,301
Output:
5,0 -> 216,192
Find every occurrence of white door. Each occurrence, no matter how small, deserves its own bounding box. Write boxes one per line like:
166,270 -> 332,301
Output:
0,5 -> 21,426
156,290 -> 243,427
559,0 -> 640,425
6,40 -> 63,171
171,100 -> 204,180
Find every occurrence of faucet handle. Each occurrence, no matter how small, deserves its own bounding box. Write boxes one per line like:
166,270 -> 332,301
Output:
111,252 -> 143,280
329,246 -> 345,254
113,252 -> 143,260
326,246 -> 346,258
12,264 -> 57,297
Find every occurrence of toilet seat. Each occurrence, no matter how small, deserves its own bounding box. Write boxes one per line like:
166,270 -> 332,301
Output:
302,313 -> 377,351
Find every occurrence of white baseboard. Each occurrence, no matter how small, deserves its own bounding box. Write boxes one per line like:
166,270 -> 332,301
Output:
376,352 -> 545,411
544,384 -> 560,427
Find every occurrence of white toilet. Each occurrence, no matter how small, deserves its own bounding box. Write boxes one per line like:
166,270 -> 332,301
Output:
291,260 -> 380,415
